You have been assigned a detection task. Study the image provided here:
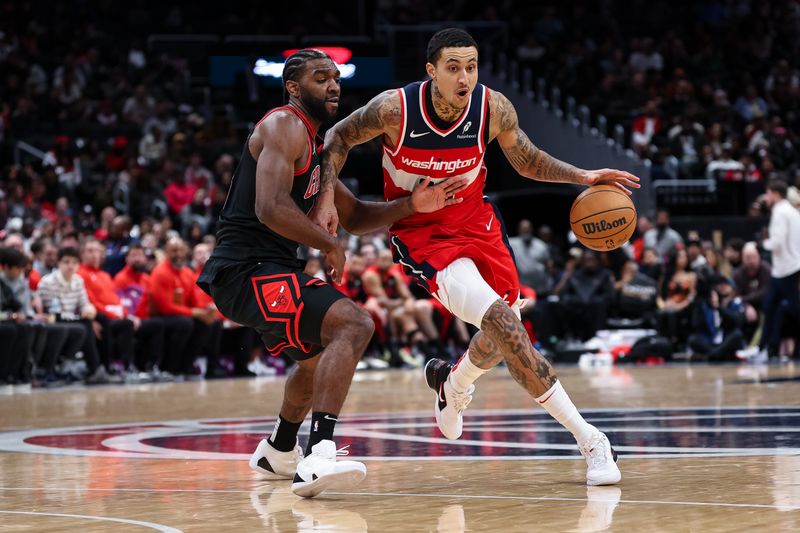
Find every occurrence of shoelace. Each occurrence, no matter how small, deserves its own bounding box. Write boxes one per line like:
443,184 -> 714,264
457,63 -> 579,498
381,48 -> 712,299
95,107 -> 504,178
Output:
450,385 -> 474,414
580,434 -> 608,468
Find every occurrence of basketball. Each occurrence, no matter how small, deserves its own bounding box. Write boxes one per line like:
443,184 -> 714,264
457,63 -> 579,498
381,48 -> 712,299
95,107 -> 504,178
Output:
569,185 -> 637,251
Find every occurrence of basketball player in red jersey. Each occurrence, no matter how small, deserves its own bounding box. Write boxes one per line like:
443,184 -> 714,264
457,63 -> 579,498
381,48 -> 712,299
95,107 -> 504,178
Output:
198,49 -> 467,497
314,30 -> 640,485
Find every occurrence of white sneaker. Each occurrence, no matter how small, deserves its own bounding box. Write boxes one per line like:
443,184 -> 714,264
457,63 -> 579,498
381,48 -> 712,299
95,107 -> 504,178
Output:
291,440 -> 366,498
424,358 -> 474,440
736,346 -> 768,363
249,439 -> 303,479
363,356 -> 390,370
579,432 -> 621,486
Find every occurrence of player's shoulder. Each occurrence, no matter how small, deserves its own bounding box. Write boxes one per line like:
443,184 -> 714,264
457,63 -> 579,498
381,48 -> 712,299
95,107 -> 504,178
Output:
255,107 -> 307,138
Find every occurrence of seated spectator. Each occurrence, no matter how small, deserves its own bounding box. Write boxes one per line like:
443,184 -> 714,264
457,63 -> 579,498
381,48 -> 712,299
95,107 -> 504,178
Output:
557,251 -> 614,341
657,248 -> 697,347
79,239 -> 165,378
149,237 -> 219,377
0,251 -> 33,385
631,100 -> 661,157
36,247 -> 115,384
104,215 -> 137,277
734,85 -> 768,122
509,219 -> 551,294
612,260 -> 657,325
363,249 -> 440,366
688,278 -> 744,362
0,248 -> 79,385
190,242 -> 229,378
114,244 -> 192,376
644,209 -> 683,261
723,238 -> 744,272
706,143 -> 744,180
732,242 -> 770,339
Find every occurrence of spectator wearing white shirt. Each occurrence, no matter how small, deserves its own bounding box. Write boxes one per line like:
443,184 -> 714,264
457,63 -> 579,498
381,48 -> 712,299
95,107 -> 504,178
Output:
760,180 -> 800,358
37,247 -> 116,384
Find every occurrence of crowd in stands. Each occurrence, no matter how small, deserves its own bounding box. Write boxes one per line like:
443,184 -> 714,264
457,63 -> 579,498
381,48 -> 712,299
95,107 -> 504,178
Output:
508,0 -> 800,211
1,1 -> 799,390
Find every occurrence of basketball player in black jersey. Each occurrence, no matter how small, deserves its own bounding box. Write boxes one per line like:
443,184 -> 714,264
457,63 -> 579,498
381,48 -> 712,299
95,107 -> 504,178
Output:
198,49 -> 467,498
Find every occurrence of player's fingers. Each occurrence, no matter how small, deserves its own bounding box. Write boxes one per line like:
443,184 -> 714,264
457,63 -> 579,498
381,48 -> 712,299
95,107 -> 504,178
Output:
417,177 -> 432,190
444,196 -> 464,206
443,176 -> 469,193
614,182 -> 633,195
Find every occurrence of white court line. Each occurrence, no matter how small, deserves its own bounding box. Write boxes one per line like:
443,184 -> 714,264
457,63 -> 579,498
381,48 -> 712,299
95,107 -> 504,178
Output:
0,510 -> 182,532
323,490 -> 786,511
0,488 -> 785,511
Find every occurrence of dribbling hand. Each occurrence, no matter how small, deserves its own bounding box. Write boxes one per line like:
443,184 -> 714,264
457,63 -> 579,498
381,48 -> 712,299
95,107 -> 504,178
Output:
584,169 -> 641,195
411,176 -> 469,213
325,242 -> 346,285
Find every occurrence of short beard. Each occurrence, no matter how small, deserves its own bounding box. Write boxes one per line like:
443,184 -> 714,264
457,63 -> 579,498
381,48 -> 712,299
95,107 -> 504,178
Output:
300,92 -> 337,123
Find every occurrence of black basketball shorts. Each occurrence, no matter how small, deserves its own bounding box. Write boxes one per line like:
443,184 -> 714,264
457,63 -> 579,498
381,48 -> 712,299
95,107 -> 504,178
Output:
199,258 -> 345,361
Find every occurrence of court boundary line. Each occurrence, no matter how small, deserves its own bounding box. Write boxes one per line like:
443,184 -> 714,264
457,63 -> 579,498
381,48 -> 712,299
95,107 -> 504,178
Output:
0,510 -> 182,532
0,487 -> 787,511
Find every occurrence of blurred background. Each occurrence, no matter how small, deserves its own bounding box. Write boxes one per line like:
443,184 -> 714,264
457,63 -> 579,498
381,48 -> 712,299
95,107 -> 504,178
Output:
0,0 -> 798,389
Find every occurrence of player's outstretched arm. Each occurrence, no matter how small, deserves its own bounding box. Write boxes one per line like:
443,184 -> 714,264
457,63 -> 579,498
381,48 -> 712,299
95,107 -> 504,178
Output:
253,114 -> 339,254
333,176 -> 468,235
489,90 -> 640,195
311,90 -> 403,234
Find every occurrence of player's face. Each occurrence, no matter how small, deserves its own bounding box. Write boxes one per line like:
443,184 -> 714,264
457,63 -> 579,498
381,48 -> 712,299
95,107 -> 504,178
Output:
298,58 -> 341,123
427,47 -> 478,110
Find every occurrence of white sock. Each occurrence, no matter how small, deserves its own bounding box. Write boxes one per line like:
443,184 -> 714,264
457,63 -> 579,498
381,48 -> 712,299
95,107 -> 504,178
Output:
535,380 -> 596,445
448,351 -> 489,393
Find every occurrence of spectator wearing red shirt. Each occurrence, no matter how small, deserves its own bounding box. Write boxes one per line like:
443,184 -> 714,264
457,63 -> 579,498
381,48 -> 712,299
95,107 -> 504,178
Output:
115,244 -> 192,373
192,242 -> 252,377
150,238 -> 220,377
190,242 -> 225,377
79,239 -> 164,374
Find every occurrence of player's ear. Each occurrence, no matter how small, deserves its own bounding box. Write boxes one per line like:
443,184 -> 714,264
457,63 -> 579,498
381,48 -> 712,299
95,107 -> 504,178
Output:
285,80 -> 300,99
425,62 -> 436,81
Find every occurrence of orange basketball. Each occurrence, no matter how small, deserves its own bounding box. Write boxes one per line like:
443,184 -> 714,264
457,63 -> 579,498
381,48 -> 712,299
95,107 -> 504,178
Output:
569,185 -> 637,251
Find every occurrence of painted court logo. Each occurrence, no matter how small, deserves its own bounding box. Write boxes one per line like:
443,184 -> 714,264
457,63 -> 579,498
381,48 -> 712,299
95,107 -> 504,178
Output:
0,406 -> 798,461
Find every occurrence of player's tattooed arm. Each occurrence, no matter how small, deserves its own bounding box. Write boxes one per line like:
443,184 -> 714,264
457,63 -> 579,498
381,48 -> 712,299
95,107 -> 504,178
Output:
489,89 -> 586,184
311,90 -> 403,234
320,89 -> 402,190
489,90 -> 640,194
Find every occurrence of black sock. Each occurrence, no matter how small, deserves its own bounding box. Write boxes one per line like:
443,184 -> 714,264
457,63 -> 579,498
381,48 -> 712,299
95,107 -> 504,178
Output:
267,415 -> 302,452
306,411 -> 337,455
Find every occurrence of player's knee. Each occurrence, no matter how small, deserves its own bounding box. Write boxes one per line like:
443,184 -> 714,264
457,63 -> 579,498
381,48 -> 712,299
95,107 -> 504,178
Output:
346,307 -> 375,341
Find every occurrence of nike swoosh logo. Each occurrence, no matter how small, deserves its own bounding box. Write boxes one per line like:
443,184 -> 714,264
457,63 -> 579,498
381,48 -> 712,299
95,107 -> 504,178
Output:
438,383 -> 446,404
485,215 -> 494,231
409,130 -> 430,138
323,415 -> 338,421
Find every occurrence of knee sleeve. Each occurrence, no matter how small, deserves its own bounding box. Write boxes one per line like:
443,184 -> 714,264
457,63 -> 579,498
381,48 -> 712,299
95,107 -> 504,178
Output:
434,258 -> 503,329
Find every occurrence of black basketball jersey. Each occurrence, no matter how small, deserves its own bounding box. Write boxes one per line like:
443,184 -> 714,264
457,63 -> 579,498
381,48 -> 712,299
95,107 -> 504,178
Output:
212,105 -> 322,267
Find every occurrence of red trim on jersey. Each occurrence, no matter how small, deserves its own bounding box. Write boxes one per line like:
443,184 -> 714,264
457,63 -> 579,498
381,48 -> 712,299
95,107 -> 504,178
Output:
294,135 -> 313,176
253,105 -> 315,176
419,80 -> 471,135
478,86 -> 489,153
386,87 -> 406,153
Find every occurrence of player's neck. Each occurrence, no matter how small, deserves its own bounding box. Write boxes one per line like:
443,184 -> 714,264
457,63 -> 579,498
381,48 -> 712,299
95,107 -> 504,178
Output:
429,81 -> 465,123
287,100 -> 321,134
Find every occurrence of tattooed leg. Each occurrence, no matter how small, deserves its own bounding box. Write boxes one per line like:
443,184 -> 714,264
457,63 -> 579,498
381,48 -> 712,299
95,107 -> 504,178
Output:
477,299 -> 557,397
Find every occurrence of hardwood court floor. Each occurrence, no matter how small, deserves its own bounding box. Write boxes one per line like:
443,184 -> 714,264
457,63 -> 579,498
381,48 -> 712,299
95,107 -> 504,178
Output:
1,363 -> 799,532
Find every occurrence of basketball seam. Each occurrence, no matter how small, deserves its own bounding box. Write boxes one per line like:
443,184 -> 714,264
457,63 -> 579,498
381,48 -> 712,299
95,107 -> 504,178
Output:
570,206 -> 636,225
569,187 -> 632,218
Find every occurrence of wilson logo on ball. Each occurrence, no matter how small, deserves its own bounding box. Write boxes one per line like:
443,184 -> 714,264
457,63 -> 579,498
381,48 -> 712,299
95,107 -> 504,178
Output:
581,216 -> 628,235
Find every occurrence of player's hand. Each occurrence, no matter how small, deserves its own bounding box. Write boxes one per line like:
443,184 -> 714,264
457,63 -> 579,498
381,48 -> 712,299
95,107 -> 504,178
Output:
584,169 -> 641,195
325,242 -> 346,285
410,176 -> 469,213
310,193 -> 339,236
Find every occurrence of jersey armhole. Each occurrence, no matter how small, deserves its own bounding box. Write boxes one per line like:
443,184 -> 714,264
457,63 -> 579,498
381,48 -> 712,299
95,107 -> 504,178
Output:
479,85 -> 490,153
385,88 -> 407,157
293,134 -> 313,176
